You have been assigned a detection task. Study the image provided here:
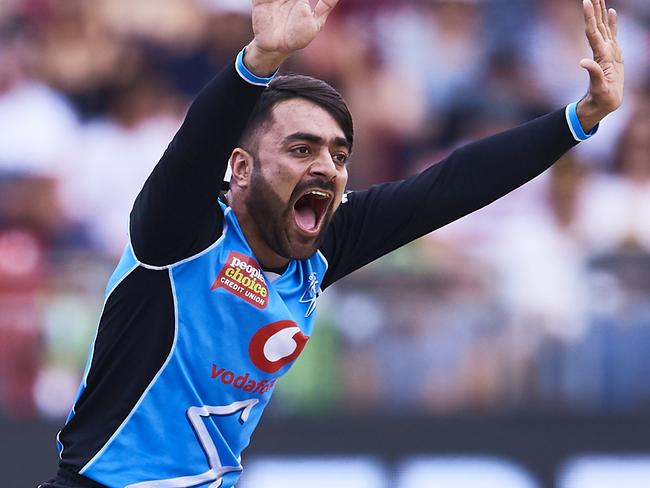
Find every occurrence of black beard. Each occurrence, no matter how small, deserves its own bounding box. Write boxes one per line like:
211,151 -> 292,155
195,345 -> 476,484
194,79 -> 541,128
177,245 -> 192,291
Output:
246,157 -> 336,261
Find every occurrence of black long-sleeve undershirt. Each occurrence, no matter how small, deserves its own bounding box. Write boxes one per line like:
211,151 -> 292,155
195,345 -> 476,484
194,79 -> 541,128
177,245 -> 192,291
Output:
129,60 -> 265,266
319,108 -> 577,288
129,58 -> 579,288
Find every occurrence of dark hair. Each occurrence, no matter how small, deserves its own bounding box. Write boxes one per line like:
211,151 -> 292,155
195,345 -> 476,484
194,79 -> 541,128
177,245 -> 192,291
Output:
240,74 -> 353,152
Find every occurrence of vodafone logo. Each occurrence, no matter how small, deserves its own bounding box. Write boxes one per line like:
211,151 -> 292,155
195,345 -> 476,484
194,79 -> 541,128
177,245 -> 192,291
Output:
249,321 -> 309,374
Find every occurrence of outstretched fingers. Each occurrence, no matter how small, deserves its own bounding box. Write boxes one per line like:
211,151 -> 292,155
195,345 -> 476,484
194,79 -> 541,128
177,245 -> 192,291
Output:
608,7 -> 618,41
583,0 -> 607,38
314,0 -> 339,26
600,0 -> 613,40
583,0 -> 605,52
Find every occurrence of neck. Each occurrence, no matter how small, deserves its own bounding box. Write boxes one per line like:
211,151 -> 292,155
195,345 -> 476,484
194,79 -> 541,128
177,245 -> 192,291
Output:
229,197 -> 290,271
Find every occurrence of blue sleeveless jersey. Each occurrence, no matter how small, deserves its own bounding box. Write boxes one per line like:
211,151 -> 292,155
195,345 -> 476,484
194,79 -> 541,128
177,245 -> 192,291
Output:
74,202 -> 327,487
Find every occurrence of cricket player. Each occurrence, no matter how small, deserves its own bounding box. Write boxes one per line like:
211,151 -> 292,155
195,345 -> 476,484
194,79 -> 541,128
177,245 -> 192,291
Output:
41,0 -> 623,486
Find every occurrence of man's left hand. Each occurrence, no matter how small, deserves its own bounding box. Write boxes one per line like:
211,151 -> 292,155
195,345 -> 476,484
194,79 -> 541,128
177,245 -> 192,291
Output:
576,0 -> 624,132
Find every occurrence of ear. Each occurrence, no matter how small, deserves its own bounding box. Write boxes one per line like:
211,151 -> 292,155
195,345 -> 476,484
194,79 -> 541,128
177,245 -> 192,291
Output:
228,148 -> 254,189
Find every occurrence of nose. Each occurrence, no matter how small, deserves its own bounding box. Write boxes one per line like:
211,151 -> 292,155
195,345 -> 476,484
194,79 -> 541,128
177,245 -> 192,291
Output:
309,150 -> 338,181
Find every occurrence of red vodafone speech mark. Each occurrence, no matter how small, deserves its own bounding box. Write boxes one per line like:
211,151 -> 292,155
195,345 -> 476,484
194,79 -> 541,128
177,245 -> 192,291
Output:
249,320 -> 309,374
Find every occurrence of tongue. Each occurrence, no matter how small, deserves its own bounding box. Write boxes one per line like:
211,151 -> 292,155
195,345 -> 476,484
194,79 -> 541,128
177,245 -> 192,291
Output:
295,206 -> 317,231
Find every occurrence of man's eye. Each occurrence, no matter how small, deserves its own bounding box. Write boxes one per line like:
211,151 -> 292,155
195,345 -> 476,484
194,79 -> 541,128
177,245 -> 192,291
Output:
291,146 -> 310,155
333,153 -> 349,164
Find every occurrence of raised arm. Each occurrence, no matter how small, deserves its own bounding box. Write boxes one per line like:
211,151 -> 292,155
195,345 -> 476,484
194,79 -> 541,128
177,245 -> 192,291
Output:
130,0 -> 338,267
321,0 -> 624,287
320,109 -> 577,287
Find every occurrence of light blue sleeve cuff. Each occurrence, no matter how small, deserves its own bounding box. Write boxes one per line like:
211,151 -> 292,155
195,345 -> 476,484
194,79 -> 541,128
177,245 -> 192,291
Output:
565,101 -> 599,142
235,48 -> 277,87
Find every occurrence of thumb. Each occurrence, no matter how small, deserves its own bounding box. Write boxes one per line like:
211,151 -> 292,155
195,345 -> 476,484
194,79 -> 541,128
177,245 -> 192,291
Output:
580,58 -> 606,90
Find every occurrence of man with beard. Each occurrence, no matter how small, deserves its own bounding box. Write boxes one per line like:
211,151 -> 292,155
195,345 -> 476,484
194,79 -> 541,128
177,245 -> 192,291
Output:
42,0 -> 623,487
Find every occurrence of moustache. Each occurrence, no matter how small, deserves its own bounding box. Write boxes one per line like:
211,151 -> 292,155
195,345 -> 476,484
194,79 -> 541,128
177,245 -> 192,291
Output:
290,178 -> 337,202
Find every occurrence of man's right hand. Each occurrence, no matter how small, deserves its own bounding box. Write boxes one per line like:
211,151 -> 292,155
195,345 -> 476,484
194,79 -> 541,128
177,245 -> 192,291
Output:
245,0 -> 339,77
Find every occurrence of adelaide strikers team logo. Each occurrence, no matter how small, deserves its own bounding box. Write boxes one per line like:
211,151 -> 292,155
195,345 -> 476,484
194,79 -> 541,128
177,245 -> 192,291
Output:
248,320 -> 309,373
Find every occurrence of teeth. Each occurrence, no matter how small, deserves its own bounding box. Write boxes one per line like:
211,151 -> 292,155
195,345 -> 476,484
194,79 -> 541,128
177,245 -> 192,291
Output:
307,190 -> 330,199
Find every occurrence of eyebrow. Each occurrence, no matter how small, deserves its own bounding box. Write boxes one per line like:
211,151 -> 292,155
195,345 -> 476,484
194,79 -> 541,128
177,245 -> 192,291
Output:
283,132 -> 351,152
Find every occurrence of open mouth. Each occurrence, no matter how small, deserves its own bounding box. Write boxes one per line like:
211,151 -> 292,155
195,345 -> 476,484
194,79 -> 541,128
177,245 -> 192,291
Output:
293,189 -> 332,235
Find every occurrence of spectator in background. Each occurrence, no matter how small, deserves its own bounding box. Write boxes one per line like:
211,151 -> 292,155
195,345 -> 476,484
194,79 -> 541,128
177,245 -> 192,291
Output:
203,0 -> 256,69
60,69 -> 182,257
292,13 -> 425,186
489,156 -> 589,342
457,156 -> 591,407
0,16 -> 78,177
377,0 -> 487,115
34,0 -> 125,119
577,82 -> 650,254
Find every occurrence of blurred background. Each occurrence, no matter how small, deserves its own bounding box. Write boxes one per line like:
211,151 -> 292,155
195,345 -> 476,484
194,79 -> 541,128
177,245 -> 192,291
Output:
0,0 -> 649,486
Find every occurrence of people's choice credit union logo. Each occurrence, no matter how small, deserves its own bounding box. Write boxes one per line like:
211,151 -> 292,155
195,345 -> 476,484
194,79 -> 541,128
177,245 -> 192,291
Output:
212,251 -> 268,309
248,320 -> 309,373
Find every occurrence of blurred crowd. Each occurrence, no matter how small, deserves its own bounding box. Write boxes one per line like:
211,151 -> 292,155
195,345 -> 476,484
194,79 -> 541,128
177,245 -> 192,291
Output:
0,0 -> 649,419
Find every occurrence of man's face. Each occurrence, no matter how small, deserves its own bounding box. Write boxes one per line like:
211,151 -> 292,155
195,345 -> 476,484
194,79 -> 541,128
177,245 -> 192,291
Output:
244,98 -> 350,262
